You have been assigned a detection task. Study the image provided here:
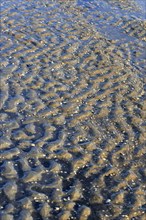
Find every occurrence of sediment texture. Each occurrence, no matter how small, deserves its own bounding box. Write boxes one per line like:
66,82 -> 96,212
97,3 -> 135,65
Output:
0,0 -> 146,219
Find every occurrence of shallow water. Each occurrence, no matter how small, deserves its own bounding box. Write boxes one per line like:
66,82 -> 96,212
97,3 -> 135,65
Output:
0,0 -> 146,219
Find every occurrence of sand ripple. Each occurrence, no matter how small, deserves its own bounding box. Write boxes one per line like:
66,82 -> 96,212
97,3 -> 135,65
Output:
0,0 -> 146,219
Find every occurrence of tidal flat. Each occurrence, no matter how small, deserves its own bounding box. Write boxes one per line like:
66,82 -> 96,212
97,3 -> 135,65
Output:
0,0 -> 146,219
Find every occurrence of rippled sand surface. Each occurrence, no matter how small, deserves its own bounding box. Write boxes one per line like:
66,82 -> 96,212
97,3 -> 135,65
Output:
0,0 -> 146,219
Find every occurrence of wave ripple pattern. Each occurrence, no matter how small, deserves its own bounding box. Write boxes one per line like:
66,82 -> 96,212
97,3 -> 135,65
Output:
0,0 -> 146,220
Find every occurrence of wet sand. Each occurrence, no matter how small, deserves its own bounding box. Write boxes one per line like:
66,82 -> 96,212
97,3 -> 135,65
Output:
0,0 -> 146,219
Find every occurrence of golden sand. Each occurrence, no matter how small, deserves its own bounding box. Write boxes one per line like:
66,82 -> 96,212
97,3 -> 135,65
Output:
0,0 -> 146,219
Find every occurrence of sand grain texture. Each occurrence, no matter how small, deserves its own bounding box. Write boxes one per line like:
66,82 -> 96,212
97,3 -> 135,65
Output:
0,0 -> 146,219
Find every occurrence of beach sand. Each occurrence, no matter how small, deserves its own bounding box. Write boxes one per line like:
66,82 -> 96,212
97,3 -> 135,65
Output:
0,0 -> 146,219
